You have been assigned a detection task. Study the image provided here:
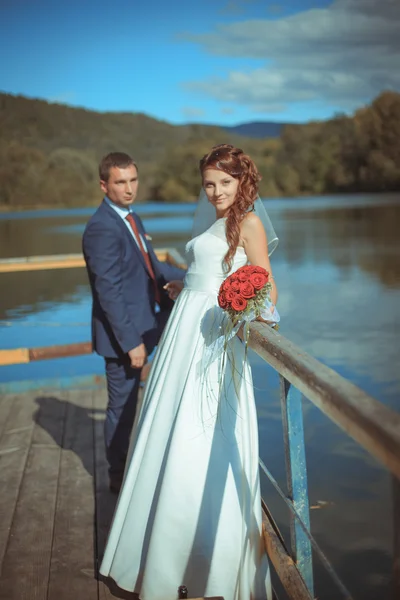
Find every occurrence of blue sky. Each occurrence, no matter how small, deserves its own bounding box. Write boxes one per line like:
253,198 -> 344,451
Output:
0,0 -> 398,125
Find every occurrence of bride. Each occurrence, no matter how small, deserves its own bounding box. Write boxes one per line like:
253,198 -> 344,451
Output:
100,144 -> 279,600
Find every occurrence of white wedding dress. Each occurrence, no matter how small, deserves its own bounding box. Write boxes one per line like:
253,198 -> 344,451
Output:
100,218 -> 272,600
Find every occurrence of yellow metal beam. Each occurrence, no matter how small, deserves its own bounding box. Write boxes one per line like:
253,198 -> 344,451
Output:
0,348 -> 30,366
0,250 -> 172,273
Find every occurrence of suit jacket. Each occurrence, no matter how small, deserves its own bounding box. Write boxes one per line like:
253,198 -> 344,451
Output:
82,199 -> 185,359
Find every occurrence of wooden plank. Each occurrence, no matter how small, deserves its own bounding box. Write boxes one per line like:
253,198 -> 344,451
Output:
0,342 -> 93,367
0,249 -> 183,273
92,389 -> 122,599
92,388 -> 111,585
393,475 -> 400,600
29,341 -> 93,362
93,388 -> 139,599
280,377 -> 314,595
0,391 -> 65,599
0,394 -> 14,439
47,390 -> 97,599
248,321 -> 400,480
0,254 -> 85,272
0,394 -> 37,575
261,501 -> 313,600
0,348 -> 30,366
178,585 -> 223,599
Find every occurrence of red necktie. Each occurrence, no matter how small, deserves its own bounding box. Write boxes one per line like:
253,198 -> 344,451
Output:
126,214 -> 160,304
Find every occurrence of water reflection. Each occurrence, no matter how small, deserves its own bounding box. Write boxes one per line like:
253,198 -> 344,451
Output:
0,269 -> 89,321
282,203 -> 400,288
0,216 -> 88,258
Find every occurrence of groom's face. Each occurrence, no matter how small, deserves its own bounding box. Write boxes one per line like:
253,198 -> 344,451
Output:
100,165 -> 139,208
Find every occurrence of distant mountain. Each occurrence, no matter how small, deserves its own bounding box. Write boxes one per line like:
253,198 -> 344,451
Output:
223,121 -> 290,139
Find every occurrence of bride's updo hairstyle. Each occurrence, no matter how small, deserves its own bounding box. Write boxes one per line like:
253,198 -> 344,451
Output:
199,144 -> 261,272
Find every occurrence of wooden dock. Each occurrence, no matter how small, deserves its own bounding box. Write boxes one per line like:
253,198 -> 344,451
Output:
0,386 -> 136,600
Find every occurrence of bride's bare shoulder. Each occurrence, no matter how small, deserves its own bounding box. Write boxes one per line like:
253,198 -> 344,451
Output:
241,212 -> 265,239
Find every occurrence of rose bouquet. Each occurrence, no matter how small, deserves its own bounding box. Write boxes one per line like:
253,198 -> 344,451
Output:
201,265 -> 279,373
218,265 -> 279,328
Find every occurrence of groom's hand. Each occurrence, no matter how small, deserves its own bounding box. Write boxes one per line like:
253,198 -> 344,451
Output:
128,343 -> 147,369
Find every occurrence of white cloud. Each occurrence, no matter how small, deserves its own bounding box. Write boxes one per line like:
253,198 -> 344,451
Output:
182,0 -> 400,113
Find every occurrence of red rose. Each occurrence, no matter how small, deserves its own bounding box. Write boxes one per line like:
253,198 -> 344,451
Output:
238,270 -> 248,282
223,279 -> 233,291
231,280 -> 241,292
225,289 -> 236,302
239,281 -> 256,298
218,292 -> 228,309
253,266 -> 268,275
231,295 -> 247,311
249,272 -> 268,290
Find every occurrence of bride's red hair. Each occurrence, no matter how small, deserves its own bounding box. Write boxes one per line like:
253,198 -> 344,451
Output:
199,144 -> 261,272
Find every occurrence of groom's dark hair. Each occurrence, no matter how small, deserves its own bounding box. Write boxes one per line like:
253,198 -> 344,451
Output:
99,152 -> 138,181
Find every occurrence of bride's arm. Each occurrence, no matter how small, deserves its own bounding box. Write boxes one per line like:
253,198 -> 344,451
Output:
241,213 -> 278,305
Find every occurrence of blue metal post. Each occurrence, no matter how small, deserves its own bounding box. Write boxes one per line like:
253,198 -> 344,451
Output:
280,375 -> 314,594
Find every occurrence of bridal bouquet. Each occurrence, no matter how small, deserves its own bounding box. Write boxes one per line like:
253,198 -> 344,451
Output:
202,265 -> 280,372
217,265 -> 279,328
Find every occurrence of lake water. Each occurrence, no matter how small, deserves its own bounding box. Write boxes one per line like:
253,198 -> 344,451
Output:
1,193 -> 399,599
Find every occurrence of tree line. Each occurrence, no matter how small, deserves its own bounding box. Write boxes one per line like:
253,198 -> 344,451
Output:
0,90 -> 399,209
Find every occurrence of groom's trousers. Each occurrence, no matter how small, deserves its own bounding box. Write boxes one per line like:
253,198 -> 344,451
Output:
104,355 -> 141,482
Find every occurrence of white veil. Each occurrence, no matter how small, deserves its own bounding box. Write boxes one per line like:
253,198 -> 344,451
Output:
191,188 -> 279,256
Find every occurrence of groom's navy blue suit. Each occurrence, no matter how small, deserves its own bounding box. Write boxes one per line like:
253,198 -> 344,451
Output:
83,198 -> 185,482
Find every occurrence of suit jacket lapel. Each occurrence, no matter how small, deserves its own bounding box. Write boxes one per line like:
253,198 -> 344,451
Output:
102,201 -> 149,272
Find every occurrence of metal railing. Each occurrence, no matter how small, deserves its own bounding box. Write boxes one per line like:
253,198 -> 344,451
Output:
0,249 -> 186,367
248,321 -> 400,600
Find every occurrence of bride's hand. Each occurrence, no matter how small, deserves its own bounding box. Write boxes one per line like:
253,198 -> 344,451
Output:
256,316 -> 271,323
164,280 -> 184,300
256,316 -> 279,329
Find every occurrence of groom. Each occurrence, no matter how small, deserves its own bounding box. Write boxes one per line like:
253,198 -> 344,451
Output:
83,152 -> 185,493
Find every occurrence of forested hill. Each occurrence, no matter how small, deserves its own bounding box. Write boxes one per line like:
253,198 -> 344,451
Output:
1,90 -> 399,209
